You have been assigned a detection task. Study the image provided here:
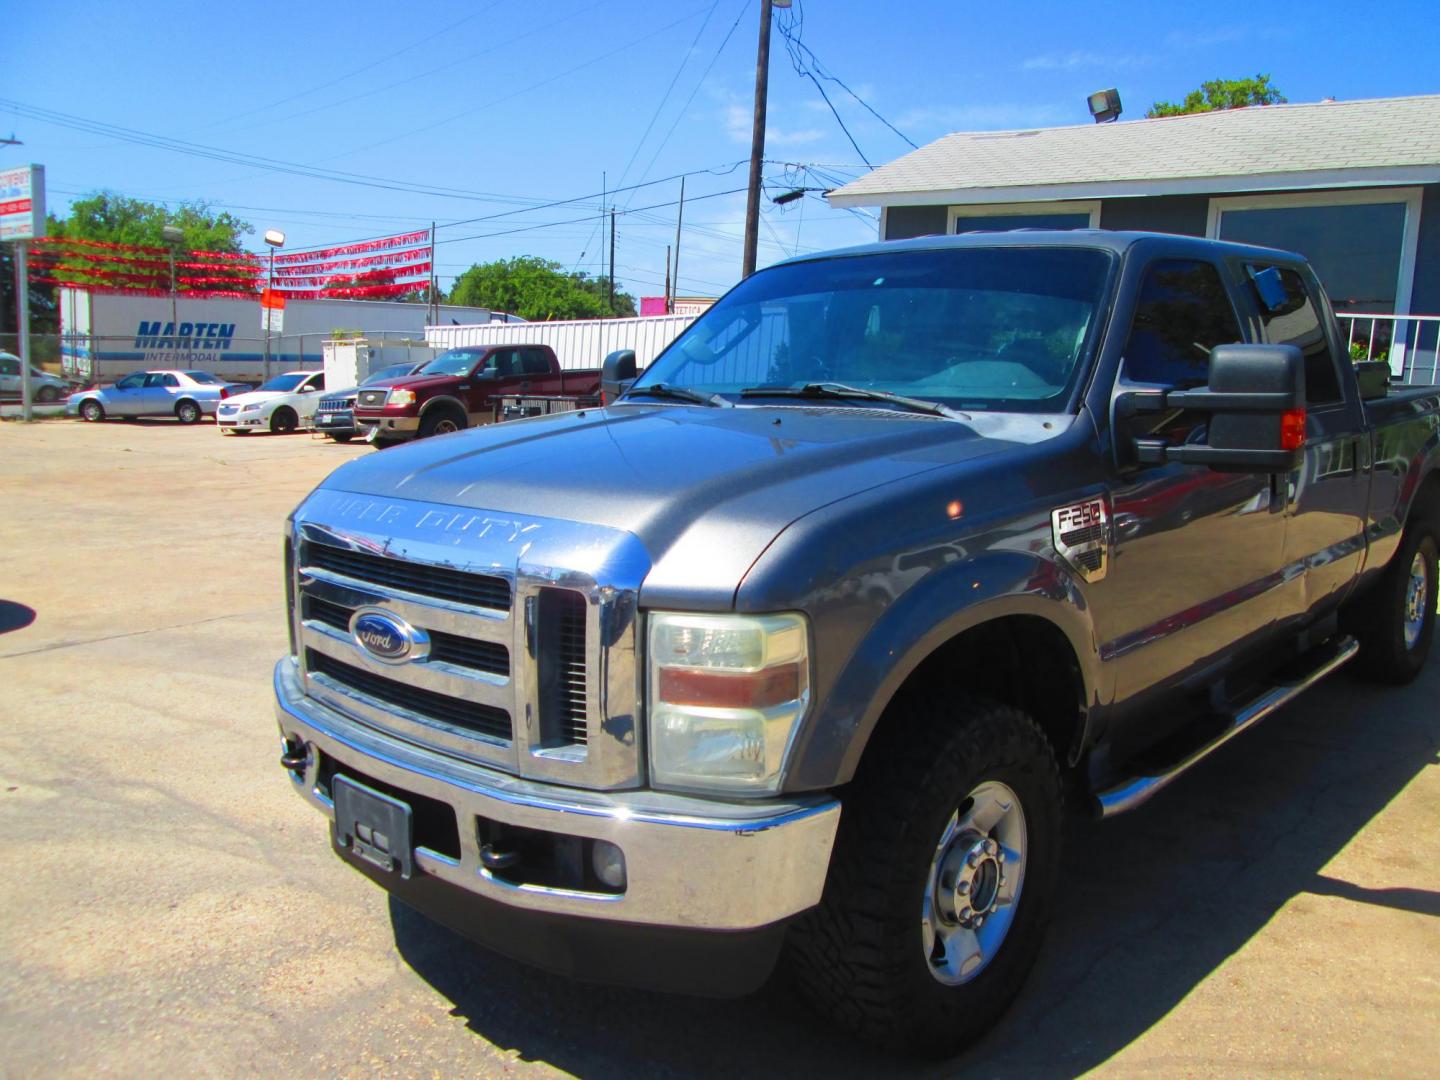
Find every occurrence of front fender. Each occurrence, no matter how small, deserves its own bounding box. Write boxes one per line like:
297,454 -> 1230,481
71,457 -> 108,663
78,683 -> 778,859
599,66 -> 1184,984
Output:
783,549 -> 1101,790
419,395 -> 469,420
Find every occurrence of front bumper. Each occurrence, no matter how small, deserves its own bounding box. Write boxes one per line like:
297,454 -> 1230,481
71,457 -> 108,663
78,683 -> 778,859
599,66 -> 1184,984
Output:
311,410 -> 357,435
355,413 -> 420,440
274,658 -> 840,933
217,410 -> 268,429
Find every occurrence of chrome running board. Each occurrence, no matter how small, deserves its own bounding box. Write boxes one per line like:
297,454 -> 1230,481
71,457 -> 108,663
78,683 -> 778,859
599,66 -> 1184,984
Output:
1095,636 -> 1359,818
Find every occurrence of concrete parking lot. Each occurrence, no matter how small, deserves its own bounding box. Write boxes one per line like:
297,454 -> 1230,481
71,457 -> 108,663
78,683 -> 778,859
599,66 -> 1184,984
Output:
2,417 -> 1438,1078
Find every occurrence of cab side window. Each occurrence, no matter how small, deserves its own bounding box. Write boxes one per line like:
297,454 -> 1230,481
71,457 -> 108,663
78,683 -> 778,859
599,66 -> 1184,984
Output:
1123,260 -> 1244,387
1248,264 -> 1343,406
521,349 -> 550,375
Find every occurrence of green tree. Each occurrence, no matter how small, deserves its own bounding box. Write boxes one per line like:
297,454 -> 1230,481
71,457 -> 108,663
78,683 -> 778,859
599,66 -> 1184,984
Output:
42,192 -> 255,291
48,192 -> 252,251
447,256 -> 636,320
1147,75 -> 1286,118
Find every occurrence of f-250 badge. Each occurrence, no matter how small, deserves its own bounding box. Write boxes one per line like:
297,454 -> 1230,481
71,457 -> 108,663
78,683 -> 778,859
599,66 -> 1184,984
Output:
1051,497 -> 1109,582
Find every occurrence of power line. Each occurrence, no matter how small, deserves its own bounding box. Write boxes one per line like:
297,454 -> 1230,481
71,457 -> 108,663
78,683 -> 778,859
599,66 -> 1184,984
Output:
774,1 -> 917,162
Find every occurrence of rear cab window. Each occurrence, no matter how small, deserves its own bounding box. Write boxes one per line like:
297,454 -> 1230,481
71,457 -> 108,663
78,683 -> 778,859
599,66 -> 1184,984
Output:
1245,264 -> 1345,407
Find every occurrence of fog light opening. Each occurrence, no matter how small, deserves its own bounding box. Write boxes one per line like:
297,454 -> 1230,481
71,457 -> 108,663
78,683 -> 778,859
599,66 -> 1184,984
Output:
591,839 -> 627,890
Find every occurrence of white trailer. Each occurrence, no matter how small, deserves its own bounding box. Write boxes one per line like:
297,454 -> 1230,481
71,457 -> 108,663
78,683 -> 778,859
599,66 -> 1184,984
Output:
59,288 -> 519,386
425,313 -> 697,372
321,337 -> 439,391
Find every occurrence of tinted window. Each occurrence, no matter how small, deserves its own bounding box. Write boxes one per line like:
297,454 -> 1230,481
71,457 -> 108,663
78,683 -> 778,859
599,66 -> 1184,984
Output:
521,349 -> 550,375
419,349 -> 489,376
1248,264 -> 1342,406
365,363 -> 420,384
485,350 -> 517,377
1124,260 -> 1243,386
257,373 -> 307,392
117,373 -> 146,390
143,373 -> 169,388
183,371 -> 222,384
162,374 -> 180,387
633,246 -> 1115,412
0,357 -> 17,376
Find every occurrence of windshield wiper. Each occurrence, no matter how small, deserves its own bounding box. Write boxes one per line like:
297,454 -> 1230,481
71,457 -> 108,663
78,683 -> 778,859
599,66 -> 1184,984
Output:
621,383 -> 731,407
739,382 -> 965,420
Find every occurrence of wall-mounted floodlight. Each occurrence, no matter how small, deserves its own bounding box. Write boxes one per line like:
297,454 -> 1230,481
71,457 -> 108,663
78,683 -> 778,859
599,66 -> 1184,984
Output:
263,229 -> 286,247
1087,88 -> 1122,124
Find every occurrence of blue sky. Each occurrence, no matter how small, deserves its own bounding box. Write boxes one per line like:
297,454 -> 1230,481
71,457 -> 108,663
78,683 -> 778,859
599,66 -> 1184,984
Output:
5,0 -> 1438,302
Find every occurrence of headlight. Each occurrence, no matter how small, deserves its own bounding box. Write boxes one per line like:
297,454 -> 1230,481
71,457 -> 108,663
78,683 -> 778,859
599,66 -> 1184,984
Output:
388,388 -> 416,405
242,402 -> 263,412
647,611 -> 809,795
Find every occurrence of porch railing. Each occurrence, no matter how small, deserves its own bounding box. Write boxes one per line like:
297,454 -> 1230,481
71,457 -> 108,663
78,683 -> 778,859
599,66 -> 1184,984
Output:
1336,313 -> 1440,386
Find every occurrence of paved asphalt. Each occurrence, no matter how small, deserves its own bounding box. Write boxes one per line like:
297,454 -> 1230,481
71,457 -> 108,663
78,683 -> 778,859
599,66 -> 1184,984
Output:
2,417 -> 1437,1078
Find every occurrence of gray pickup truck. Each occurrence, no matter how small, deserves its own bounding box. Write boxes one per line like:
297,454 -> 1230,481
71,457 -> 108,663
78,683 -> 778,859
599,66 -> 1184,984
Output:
275,232 -> 1440,1055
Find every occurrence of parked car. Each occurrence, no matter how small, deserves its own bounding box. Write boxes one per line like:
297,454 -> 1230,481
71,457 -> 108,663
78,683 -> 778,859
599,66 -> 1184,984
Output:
310,361 -> 427,443
216,370 -> 327,435
0,352 -> 72,403
275,231 -> 1440,1056
351,345 -> 600,444
66,369 -> 242,423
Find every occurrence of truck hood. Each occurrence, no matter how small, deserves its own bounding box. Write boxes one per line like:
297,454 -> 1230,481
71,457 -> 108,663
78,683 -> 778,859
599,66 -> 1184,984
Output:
362,373 -> 461,394
317,403 -> 1062,607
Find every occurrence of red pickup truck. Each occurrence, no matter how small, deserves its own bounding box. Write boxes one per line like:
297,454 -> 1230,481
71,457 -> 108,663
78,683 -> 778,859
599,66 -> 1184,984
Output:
352,344 -> 600,443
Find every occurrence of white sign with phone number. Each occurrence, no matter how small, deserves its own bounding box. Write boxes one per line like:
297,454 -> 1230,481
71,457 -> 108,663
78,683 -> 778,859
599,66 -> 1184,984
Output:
0,164 -> 45,242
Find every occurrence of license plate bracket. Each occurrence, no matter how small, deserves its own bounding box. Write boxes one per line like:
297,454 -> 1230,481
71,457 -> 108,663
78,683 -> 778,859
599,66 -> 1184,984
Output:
333,775 -> 414,878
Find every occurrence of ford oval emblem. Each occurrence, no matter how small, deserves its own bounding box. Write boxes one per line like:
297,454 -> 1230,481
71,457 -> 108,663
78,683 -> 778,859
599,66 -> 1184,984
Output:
349,609 -> 429,665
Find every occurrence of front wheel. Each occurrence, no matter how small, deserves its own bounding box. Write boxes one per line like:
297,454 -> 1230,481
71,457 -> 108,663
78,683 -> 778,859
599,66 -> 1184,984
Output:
330,433 -> 354,444
79,399 -> 105,422
269,407 -> 298,435
787,694 -> 1062,1057
418,409 -> 465,439
1349,524 -> 1438,684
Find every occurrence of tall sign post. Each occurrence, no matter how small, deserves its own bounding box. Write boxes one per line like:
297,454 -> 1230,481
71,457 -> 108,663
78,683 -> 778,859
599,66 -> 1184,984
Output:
1,164 -> 45,420
261,229 -> 285,381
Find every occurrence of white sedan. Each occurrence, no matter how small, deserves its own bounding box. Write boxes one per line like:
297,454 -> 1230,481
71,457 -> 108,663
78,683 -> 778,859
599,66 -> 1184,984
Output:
216,370 -> 327,435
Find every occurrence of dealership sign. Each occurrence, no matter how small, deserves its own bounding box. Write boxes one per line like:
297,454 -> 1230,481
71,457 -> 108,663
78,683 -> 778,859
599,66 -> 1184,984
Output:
0,164 -> 45,242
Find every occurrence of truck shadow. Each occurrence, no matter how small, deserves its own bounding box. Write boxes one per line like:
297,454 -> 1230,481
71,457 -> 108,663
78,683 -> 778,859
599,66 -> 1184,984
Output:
389,661 -> 1440,1078
0,600 -> 36,634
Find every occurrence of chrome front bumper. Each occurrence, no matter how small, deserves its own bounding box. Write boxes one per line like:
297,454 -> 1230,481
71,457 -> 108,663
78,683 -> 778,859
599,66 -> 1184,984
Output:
274,658 -> 840,930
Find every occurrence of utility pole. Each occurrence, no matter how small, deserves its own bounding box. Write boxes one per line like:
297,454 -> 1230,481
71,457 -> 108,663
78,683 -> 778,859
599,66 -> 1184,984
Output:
741,0 -> 776,279
672,176 -> 685,310
664,244 -> 672,311
608,209 -> 616,313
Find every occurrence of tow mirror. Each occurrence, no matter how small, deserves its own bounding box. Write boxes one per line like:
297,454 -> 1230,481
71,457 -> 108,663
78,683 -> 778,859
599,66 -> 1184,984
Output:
601,349 -> 637,404
1122,343 -> 1307,473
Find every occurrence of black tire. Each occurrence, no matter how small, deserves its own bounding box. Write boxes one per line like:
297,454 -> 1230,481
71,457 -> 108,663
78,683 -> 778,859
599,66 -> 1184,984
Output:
1348,523 -> 1438,684
330,433 -> 354,444
786,694 -> 1062,1057
175,399 -> 202,425
79,399 -> 105,423
418,407 -> 466,439
37,385 -> 59,403
269,407 -> 298,435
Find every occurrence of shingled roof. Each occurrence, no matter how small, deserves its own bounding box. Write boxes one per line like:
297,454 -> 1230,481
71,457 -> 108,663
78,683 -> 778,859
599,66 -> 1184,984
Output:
827,94 -> 1440,207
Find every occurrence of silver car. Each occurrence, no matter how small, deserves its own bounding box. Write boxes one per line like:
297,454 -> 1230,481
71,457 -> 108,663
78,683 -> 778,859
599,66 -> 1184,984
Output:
66,369 -> 245,424
0,352 -> 71,403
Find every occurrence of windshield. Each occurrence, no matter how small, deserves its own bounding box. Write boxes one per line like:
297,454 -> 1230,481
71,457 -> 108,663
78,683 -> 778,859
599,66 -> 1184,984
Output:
418,349 -> 487,377
183,371 -> 222,384
633,246 -> 1114,413
257,373 -> 306,393
364,363 -> 420,385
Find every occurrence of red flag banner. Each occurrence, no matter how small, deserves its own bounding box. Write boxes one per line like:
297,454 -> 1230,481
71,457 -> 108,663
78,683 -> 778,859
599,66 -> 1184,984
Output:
270,229 -> 430,265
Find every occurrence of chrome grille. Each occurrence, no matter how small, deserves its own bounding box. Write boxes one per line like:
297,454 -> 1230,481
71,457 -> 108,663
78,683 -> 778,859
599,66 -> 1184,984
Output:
303,594 -> 509,676
307,649 -> 510,740
357,389 -> 388,408
306,543 -> 511,611
318,396 -> 356,413
290,490 -> 644,790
